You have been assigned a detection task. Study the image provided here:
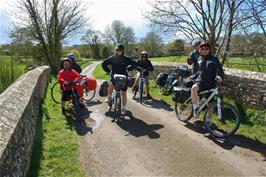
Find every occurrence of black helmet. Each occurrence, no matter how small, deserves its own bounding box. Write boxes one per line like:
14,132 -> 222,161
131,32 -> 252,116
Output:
200,41 -> 211,48
115,43 -> 124,50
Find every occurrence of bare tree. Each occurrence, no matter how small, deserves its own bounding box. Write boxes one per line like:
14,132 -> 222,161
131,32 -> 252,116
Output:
144,0 -> 245,64
16,0 -> 88,71
104,20 -> 135,45
140,31 -> 163,57
81,29 -> 102,59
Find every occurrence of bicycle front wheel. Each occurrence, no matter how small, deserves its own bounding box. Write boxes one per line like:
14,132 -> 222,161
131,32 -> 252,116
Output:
174,101 -> 193,122
204,102 -> 240,138
139,81 -> 144,104
51,82 -> 61,104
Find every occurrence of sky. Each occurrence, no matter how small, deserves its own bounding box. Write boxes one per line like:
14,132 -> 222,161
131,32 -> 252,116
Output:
0,0 -> 171,45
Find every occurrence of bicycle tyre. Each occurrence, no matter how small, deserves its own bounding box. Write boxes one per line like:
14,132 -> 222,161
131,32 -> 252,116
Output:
82,88 -> 96,101
174,101 -> 193,122
139,81 -> 144,104
159,85 -> 168,95
204,102 -> 240,138
51,81 -> 61,104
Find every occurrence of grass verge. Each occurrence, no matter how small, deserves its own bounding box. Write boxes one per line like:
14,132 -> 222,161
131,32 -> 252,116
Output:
27,77 -> 85,177
92,63 -> 109,80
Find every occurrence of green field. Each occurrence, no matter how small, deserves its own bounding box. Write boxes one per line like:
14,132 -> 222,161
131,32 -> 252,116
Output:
150,56 -> 266,73
0,56 -> 26,93
93,63 -> 266,144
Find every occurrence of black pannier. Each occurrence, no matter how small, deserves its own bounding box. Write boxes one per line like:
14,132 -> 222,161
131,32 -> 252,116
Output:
172,87 -> 191,103
99,80 -> 109,97
156,73 -> 168,86
177,65 -> 189,77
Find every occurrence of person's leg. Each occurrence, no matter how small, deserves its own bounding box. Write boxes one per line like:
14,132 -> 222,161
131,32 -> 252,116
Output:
132,72 -> 140,90
61,91 -> 70,114
105,82 -> 114,103
145,77 -> 152,99
191,84 -> 199,117
121,91 -> 127,114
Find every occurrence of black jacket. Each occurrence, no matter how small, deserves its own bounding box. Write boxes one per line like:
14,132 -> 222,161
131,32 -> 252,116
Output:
71,61 -> 82,74
192,54 -> 224,88
102,55 -> 137,76
137,59 -> 154,76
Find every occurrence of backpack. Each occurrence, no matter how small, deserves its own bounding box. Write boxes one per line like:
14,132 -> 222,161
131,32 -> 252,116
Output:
99,80 -> 109,97
172,87 -> 191,103
156,73 -> 168,86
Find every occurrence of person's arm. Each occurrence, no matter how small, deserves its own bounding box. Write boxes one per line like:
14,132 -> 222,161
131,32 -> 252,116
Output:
215,57 -> 225,79
73,70 -> 81,83
57,71 -> 65,84
147,60 -> 154,71
102,57 -> 112,73
127,57 -> 138,71
187,52 -> 194,65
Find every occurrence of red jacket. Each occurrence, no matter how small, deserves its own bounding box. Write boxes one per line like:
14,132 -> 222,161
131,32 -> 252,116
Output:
58,69 -> 80,91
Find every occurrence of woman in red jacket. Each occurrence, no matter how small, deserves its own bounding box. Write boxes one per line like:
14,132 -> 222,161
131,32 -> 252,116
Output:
58,58 -> 81,114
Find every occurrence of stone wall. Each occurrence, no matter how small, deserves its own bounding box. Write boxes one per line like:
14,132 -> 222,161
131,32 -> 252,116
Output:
148,62 -> 266,109
0,66 -> 50,177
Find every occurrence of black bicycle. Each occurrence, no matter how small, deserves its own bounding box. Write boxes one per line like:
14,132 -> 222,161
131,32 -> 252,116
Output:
108,74 -> 128,119
173,83 -> 240,138
158,65 -> 191,95
133,67 -> 147,104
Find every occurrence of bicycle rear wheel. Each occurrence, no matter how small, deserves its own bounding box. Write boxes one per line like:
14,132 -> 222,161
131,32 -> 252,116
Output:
114,94 -> 121,116
51,82 -> 61,104
82,88 -> 96,101
174,101 -> 193,122
204,102 -> 240,138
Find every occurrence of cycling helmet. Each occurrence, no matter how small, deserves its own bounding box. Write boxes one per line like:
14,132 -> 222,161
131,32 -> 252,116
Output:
193,40 -> 201,47
199,41 -> 211,48
115,43 -> 124,50
141,51 -> 149,56
67,53 -> 76,60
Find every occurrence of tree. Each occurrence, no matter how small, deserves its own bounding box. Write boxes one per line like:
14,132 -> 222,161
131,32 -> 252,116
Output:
144,0 -> 245,64
82,29 -> 102,59
140,31 -> 162,57
164,39 -> 185,55
104,20 -> 135,45
16,0 -> 88,71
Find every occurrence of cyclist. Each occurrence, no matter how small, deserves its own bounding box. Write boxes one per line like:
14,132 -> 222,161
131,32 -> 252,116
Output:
132,51 -> 154,99
58,58 -> 81,114
190,41 -> 224,118
187,40 -> 201,75
102,43 -> 137,115
67,53 -> 82,74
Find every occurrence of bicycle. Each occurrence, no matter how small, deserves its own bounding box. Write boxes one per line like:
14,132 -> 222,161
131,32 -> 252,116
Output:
173,82 -> 240,138
158,65 -> 191,95
133,67 -> 147,104
51,75 -> 96,104
108,74 -> 128,119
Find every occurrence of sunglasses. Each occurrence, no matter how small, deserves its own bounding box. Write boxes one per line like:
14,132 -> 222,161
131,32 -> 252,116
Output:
116,49 -> 123,52
141,55 -> 148,58
200,47 -> 210,51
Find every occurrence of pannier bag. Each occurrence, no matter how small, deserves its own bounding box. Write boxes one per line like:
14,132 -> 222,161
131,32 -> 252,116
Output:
84,77 -> 97,90
99,80 -> 109,97
172,87 -> 191,103
113,74 -> 127,90
127,77 -> 135,87
166,71 -> 177,86
177,65 -> 189,77
156,73 -> 168,86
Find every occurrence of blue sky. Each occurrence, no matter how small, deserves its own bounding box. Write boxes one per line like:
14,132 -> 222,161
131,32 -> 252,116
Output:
0,0 -> 172,45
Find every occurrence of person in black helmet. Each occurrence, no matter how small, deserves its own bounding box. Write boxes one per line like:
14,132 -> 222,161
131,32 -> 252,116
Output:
102,43 -> 137,115
187,40 -> 201,75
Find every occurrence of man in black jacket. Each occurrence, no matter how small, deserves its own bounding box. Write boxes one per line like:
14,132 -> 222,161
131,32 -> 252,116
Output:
67,53 -> 82,74
190,41 -> 224,118
102,44 -> 137,115
132,51 -> 154,99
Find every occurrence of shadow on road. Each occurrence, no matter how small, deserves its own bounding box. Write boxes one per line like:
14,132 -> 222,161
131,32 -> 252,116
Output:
184,119 -> 266,160
65,108 -> 93,136
84,99 -> 102,107
132,96 -> 174,112
105,111 -> 164,139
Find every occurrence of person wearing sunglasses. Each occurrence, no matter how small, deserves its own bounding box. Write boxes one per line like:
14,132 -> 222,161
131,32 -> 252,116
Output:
187,40 -> 201,75
132,51 -> 154,99
190,41 -> 224,118
102,43 -> 137,115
